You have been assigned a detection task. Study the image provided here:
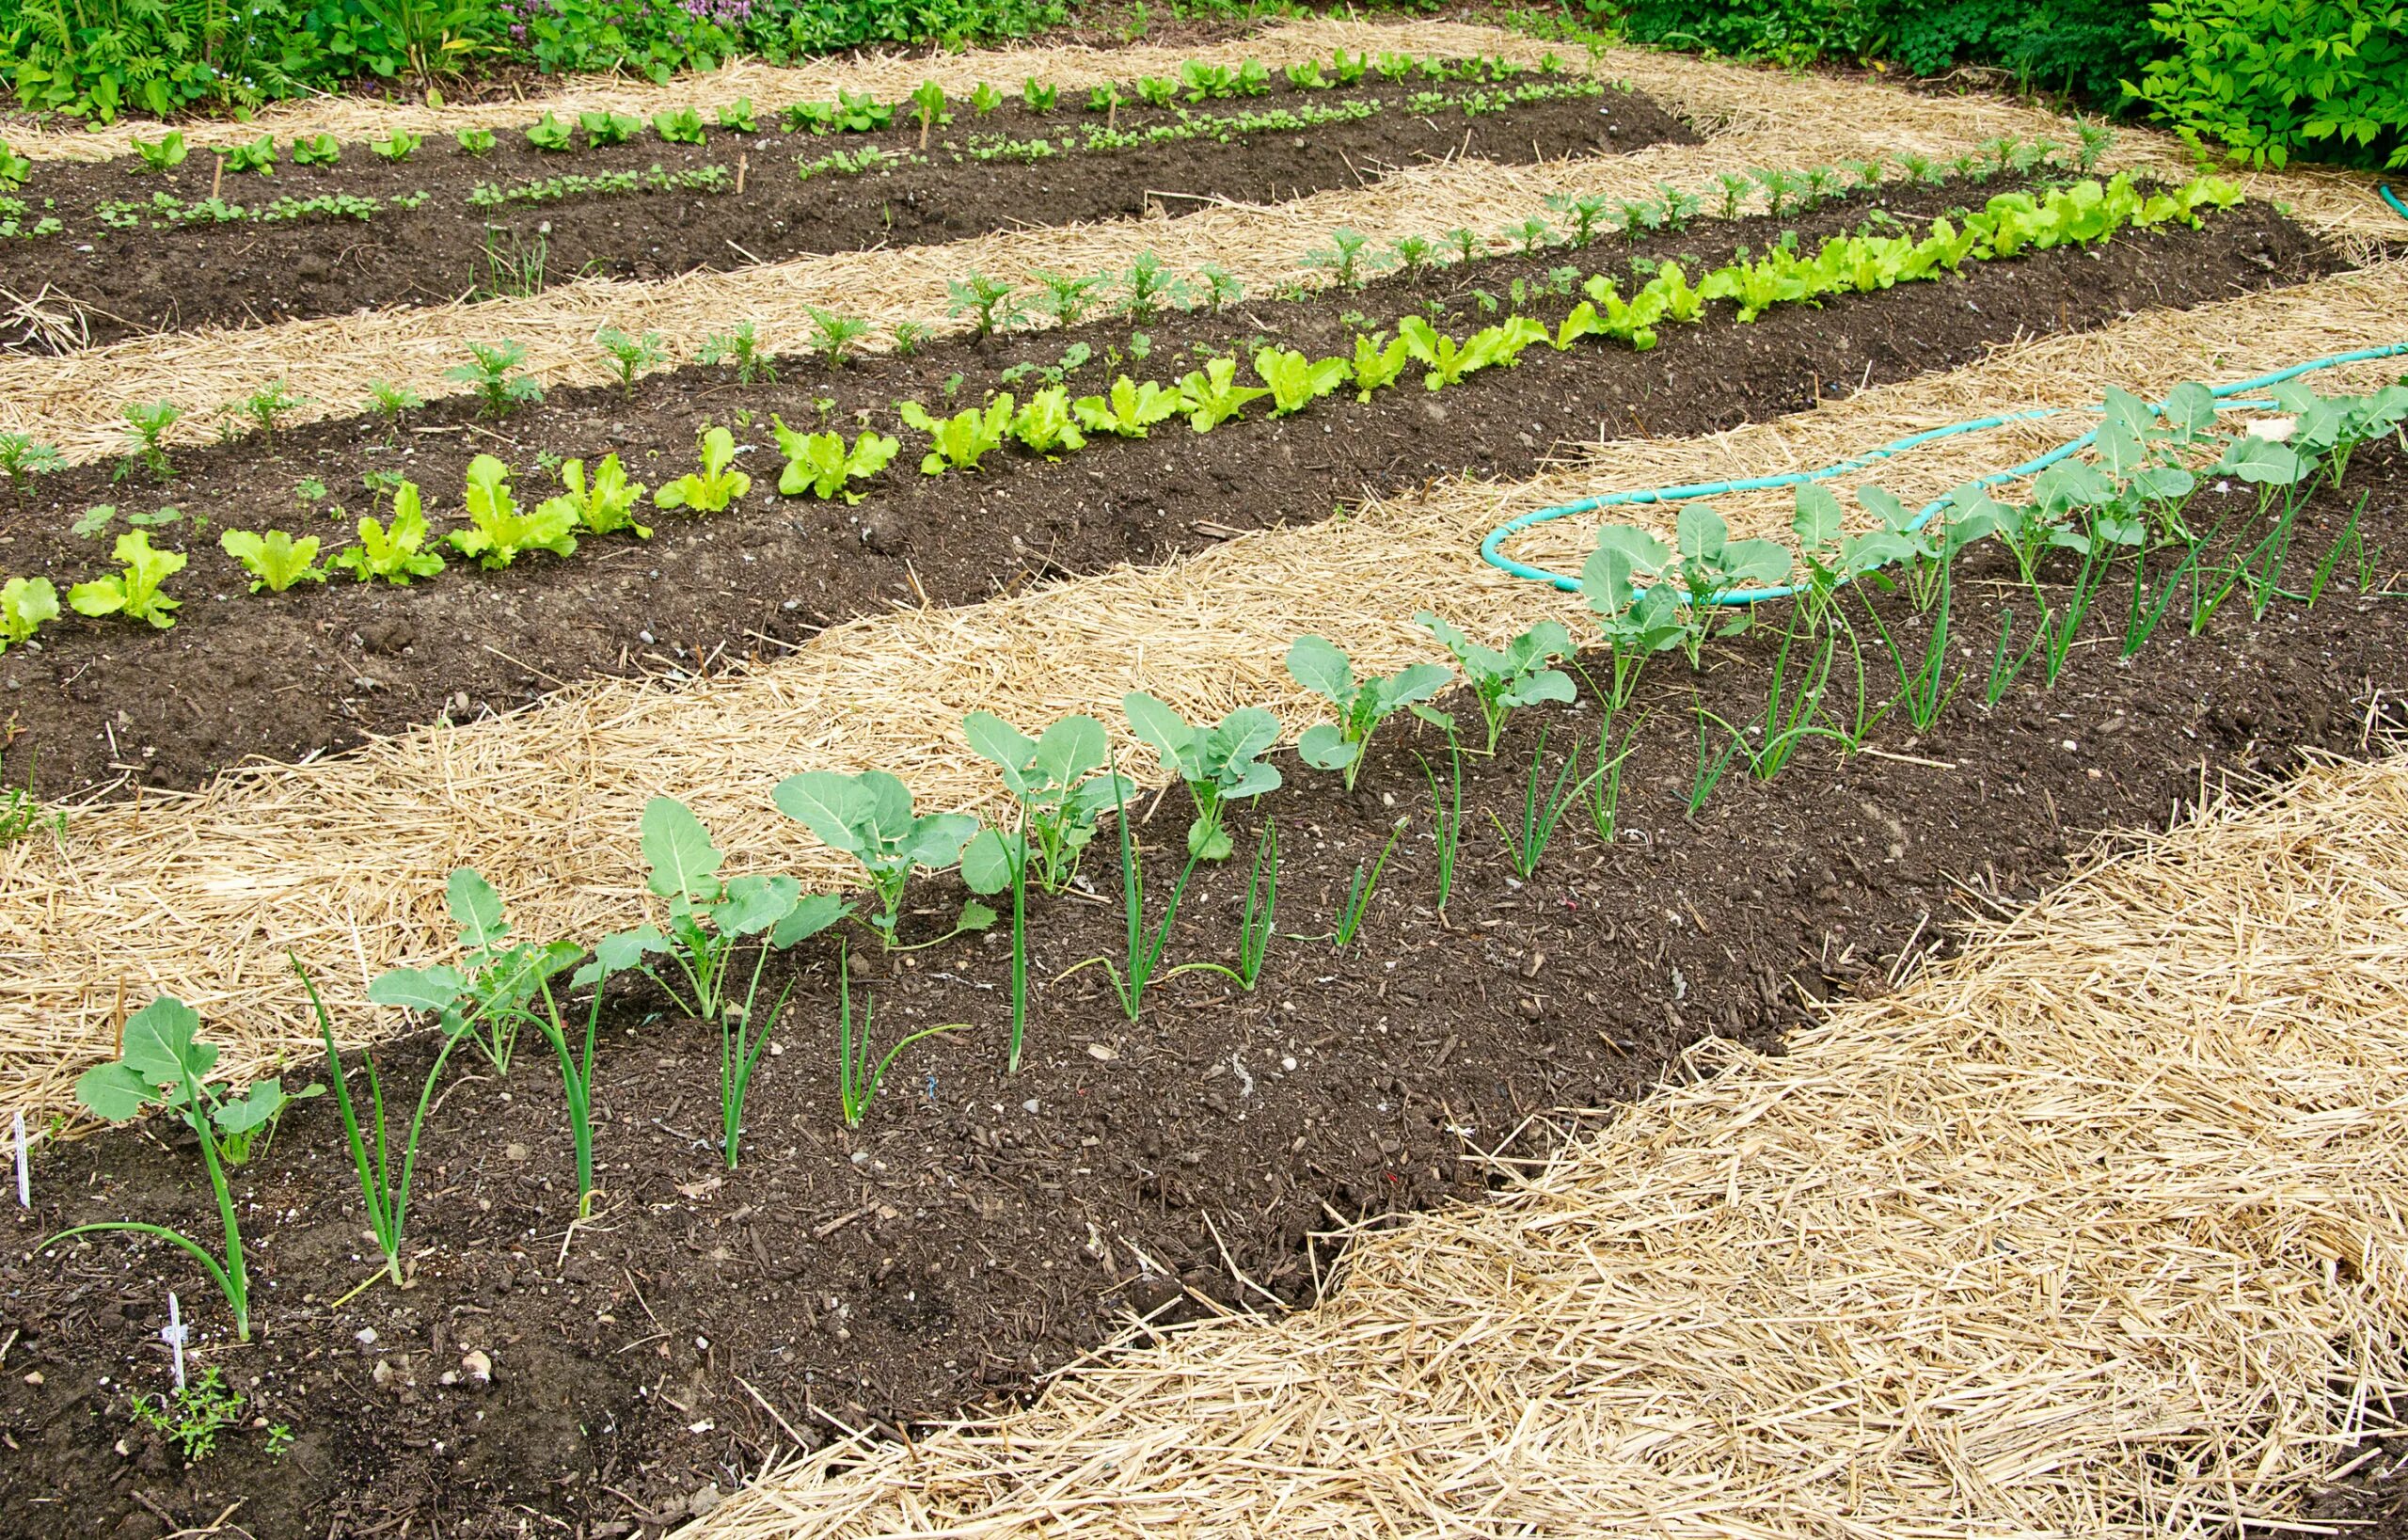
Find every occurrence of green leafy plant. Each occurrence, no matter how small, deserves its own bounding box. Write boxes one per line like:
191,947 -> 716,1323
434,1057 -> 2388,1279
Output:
1589,506 -> 1793,667
332,483 -> 446,585
134,130 -> 188,171
1073,375 -> 1181,437
1022,75 -> 1058,111
1177,357 -> 1270,431
1123,691 -> 1282,860
234,379 -> 303,448
449,454 -> 577,568
961,711 -> 1129,896
219,529 -> 325,593
901,396 -> 1014,473
2131,0 -> 2405,172
527,112 -> 574,151
580,800 -> 843,1163
220,135 -> 275,174
120,401 -> 181,479
655,425 -> 752,513
446,340 -> 544,417
717,96 -> 758,134
596,325 -> 668,392
1287,634 -> 1450,789
456,127 -> 498,155
804,306 -> 871,364
1,574 -> 59,653
0,433 -> 63,497
1030,268 -> 1109,327
1305,226 -> 1375,287
971,81 -> 1006,114
50,997 -> 322,1342
1253,347 -> 1351,417
1119,251 -> 1186,322
367,866 -> 582,1076
291,132 -> 339,166
773,420 -> 898,502
572,109 -> 634,147
1416,613 -> 1576,752
835,943 -> 962,1128
1006,388 -> 1085,457
773,770 -> 980,947
371,129 -> 421,162
700,321 -> 778,384
653,107 -> 706,145
129,1365 -> 247,1461
537,453 -> 651,537
364,379 -> 422,424
945,272 -> 1028,338
68,529 -> 184,627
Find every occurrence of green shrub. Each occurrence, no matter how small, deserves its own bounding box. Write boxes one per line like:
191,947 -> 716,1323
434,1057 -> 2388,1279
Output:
2129,0 -> 2406,168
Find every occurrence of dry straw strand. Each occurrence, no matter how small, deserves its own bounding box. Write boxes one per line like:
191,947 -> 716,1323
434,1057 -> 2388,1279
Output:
3,18 -> 2396,465
2,260 -> 2402,1124
675,750 -> 2408,1538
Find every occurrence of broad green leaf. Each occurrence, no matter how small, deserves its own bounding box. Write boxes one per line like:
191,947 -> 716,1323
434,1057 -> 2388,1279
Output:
768,893 -> 848,947
1285,635 -> 1354,705
639,796 -> 725,904
447,868 -> 509,952
75,1060 -> 156,1122
718,873 -> 802,936
368,964 -> 469,1013
772,770 -> 875,853
1297,723 -> 1356,770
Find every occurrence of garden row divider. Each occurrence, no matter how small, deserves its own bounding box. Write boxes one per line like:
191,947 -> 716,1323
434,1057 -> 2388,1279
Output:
4,20 -> 2398,465
0,18 -> 1542,165
679,748 -> 2408,1538
3,257 -> 2402,1127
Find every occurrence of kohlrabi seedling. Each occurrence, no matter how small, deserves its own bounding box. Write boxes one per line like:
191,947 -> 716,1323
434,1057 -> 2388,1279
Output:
1122,691 -> 1282,859
773,770 -> 981,946
1286,635 -> 1450,789
1415,612 -> 1576,752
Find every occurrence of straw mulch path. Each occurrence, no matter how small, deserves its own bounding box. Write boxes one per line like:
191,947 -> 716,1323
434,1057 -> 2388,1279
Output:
3,261 -> 2401,1128
3,19 -> 2397,466
674,748 -> 2408,1538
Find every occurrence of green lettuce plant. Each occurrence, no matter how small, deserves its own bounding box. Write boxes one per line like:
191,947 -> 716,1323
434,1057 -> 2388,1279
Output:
655,426 -> 751,513
1074,376 -> 1181,437
1,575 -> 59,652
773,421 -> 898,501
1177,357 -> 1270,431
333,483 -> 447,585
449,455 -> 577,567
219,529 -> 325,594
538,453 -> 651,537
902,397 -> 1014,473
1254,348 -> 1351,416
69,529 -> 184,627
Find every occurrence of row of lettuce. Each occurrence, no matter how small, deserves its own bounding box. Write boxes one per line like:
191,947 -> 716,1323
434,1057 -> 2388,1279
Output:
0,173 -> 2250,651
41,366 -> 2408,1356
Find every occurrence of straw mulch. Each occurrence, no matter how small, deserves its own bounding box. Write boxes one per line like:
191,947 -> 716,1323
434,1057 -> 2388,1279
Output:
3,18 -> 2398,467
3,260 -> 2401,1128
675,747 -> 2408,1538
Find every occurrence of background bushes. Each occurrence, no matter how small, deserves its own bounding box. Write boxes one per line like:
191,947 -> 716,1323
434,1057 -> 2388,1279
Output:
1606,0 -> 2405,170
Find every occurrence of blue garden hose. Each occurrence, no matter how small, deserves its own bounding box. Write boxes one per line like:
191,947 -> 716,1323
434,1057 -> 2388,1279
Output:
1481,184 -> 2408,604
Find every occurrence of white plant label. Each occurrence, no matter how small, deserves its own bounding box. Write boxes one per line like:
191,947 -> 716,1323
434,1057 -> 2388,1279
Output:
11,1110 -> 24,1210
162,1291 -> 188,1391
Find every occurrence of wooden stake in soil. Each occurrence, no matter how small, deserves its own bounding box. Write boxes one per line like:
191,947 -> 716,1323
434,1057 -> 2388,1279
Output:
736,153 -> 748,198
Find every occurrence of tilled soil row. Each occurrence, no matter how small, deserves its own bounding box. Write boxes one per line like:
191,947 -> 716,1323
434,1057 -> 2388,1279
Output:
3,440 -> 2403,1539
0,187 -> 2336,800
0,73 -> 1683,347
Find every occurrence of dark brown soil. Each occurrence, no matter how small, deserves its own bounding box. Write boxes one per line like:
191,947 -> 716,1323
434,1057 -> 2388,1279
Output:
3,436 -> 2404,1539
0,187 -> 2337,802
0,71 -> 1681,346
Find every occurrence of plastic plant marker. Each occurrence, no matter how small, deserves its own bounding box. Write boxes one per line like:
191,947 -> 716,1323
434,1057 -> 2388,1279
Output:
162,1292 -> 187,1389
11,1110 -> 24,1209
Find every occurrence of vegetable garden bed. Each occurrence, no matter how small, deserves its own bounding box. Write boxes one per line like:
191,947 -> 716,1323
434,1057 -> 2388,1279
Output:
4,17 -> 2405,1538
5,422 -> 2404,1537
0,53 -> 1684,347
0,172 -> 2328,800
